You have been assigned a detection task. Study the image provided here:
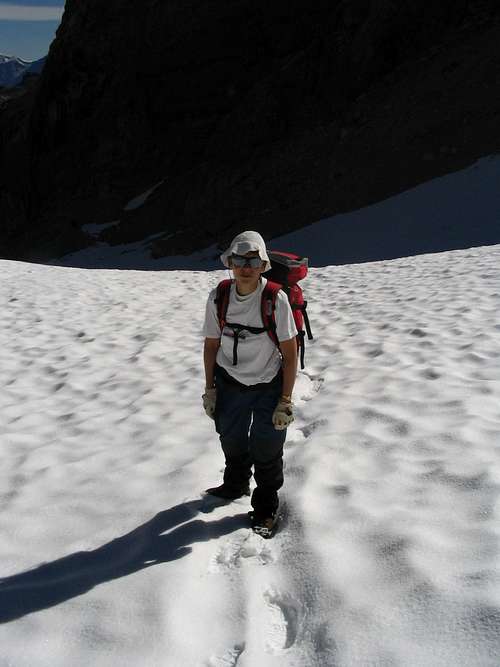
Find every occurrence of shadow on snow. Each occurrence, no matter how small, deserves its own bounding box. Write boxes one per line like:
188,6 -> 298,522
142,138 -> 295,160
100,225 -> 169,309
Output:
0,498 -> 247,624
51,156 -> 500,271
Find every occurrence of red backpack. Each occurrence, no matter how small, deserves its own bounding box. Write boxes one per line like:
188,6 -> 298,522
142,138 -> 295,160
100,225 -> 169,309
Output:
215,251 -> 313,369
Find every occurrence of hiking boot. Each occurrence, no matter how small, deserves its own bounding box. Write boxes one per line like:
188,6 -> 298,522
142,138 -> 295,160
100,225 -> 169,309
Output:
205,483 -> 251,500
249,510 -> 279,538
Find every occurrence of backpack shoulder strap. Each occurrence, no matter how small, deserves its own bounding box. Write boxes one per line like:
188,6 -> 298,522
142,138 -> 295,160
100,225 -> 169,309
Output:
261,280 -> 281,347
215,279 -> 232,332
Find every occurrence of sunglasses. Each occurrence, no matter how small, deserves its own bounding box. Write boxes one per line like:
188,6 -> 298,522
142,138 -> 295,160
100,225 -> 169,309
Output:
231,254 -> 264,268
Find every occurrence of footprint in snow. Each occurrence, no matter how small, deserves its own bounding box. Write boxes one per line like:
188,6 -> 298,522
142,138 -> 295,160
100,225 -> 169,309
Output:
299,419 -> 328,439
208,533 -> 275,573
287,372 -> 327,443
263,588 -> 300,653
293,371 -> 324,403
206,643 -> 245,667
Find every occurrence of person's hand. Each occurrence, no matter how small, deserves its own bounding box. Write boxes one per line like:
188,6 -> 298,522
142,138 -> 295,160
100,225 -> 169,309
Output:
202,387 -> 217,420
272,397 -> 294,430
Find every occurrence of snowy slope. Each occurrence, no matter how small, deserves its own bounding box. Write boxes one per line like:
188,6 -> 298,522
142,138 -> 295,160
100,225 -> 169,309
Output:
57,155 -> 500,271
1,241 -> 500,665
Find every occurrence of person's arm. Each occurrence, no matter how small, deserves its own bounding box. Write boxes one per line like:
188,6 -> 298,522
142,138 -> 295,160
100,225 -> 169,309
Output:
204,337 -> 220,389
280,337 -> 297,400
272,337 -> 297,430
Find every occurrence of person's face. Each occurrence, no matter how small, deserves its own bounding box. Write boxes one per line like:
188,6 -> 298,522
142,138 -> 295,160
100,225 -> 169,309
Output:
229,251 -> 266,289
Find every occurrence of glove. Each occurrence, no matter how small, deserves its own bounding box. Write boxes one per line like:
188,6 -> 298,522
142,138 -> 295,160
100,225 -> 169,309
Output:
202,387 -> 217,420
272,397 -> 294,430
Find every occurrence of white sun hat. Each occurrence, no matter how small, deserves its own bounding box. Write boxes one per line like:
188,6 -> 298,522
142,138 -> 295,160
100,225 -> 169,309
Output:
220,230 -> 271,271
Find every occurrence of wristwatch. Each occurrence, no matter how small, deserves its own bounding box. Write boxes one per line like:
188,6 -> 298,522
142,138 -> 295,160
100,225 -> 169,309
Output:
281,394 -> 292,403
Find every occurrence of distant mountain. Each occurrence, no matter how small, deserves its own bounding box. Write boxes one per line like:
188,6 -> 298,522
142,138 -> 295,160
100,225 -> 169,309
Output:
0,54 -> 46,88
0,54 -> 28,87
23,56 -> 46,77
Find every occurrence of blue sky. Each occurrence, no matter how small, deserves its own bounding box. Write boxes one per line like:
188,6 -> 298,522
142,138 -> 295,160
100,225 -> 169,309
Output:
0,1 -> 64,60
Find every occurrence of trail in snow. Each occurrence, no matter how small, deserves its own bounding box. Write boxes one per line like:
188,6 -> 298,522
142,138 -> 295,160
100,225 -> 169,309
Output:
294,248 -> 500,666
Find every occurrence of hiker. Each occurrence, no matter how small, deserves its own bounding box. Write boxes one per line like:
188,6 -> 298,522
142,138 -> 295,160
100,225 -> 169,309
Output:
202,231 -> 298,536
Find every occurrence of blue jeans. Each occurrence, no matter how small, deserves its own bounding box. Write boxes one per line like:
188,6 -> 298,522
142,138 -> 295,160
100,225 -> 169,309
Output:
214,369 -> 286,516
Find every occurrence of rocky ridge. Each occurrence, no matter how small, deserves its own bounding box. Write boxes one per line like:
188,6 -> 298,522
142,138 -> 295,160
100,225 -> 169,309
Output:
0,0 -> 499,264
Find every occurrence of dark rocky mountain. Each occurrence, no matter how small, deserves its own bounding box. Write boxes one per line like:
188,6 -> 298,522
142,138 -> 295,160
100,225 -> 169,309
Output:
1,0 -> 499,264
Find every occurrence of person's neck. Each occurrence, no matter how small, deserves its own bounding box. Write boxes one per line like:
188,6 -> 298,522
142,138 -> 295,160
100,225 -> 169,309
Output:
235,278 -> 260,296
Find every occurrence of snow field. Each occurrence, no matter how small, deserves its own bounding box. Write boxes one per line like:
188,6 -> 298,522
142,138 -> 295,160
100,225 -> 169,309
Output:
0,243 -> 499,665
